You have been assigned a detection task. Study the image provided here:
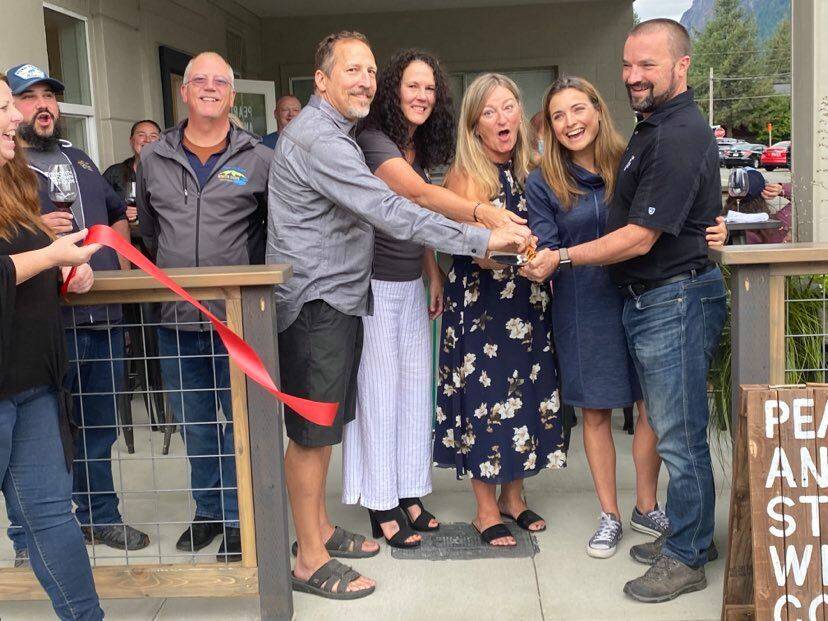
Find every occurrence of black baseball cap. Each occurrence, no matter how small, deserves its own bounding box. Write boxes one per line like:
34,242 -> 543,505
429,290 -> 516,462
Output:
6,64 -> 65,95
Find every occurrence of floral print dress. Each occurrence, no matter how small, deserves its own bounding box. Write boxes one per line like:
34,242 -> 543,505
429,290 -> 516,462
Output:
433,163 -> 567,483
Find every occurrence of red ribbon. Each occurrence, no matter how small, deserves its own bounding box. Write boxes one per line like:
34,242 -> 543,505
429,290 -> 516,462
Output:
61,225 -> 338,426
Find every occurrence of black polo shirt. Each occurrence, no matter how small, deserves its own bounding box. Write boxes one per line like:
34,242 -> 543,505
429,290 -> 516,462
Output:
605,88 -> 721,286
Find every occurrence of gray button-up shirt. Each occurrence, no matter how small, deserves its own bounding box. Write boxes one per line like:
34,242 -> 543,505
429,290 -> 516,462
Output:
267,95 -> 490,332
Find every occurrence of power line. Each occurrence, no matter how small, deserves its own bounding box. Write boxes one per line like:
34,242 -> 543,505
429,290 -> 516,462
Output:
696,93 -> 791,103
714,73 -> 790,81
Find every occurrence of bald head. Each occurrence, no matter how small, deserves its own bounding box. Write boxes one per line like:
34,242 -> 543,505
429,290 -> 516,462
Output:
628,18 -> 691,61
183,52 -> 235,89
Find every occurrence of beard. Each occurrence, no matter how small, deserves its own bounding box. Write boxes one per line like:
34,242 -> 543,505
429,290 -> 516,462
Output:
346,89 -> 373,119
626,73 -> 679,114
18,115 -> 62,152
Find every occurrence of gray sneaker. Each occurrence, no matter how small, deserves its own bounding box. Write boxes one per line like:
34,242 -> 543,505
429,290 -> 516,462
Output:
587,512 -> 623,559
630,504 -> 670,537
630,534 -> 719,565
13,549 -> 29,568
81,524 -> 150,551
623,555 -> 707,603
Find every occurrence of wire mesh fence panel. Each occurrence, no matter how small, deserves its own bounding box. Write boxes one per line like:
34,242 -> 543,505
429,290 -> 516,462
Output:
783,274 -> 828,384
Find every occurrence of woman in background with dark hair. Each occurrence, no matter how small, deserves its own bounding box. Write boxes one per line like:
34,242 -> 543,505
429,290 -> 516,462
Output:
341,49 -> 523,549
0,74 -> 103,620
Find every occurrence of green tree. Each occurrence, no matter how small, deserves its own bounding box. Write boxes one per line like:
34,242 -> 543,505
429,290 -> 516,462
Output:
689,0 -> 770,134
747,19 -> 791,143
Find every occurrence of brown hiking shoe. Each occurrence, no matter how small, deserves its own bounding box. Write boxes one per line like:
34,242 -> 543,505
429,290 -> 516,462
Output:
630,534 -> 718,565
623,555 -> 707,603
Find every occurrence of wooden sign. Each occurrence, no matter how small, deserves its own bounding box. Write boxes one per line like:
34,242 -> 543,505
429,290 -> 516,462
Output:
724,385 -> 828,620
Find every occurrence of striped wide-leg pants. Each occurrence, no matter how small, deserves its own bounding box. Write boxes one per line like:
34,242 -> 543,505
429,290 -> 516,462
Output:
342,278 -> 433,510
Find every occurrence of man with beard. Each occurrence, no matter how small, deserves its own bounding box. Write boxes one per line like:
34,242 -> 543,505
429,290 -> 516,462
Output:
521,19 -> 725,602
268,31 -> 532,599
5,63 -> 149,558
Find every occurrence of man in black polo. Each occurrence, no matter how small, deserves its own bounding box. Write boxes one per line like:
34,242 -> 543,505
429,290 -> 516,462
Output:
522,19 -> 726,602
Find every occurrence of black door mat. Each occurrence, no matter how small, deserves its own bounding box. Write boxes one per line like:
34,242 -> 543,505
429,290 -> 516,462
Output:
390,522 -> 539,561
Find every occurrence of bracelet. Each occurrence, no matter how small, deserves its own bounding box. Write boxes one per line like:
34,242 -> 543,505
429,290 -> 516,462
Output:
473,202 -> 482,223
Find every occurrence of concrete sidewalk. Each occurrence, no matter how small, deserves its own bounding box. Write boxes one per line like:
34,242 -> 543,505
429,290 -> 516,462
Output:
0,411 -> 733,621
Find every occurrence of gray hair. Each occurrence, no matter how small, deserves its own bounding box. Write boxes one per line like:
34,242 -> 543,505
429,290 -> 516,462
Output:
314,31 -> 370,75
183,51 -> 235,89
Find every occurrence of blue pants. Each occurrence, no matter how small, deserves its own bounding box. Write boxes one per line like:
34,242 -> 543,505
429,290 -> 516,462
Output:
158,328 -> 237,524
10,327 -> 125,552
0,386 -> 103,620
622,267 -> 727,568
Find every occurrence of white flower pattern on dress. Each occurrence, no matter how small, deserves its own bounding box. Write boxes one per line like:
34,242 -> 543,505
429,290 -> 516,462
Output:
500,280 -> 516,299
483,343 -> 498,358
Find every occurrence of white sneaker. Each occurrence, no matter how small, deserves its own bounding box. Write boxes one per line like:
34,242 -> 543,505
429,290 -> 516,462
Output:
586,512 -> 623,559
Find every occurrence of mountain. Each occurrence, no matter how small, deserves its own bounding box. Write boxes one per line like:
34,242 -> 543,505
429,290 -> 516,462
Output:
680,0 -> 790,40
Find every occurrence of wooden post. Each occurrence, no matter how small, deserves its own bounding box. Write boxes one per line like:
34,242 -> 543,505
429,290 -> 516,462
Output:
241,286 -> 293,621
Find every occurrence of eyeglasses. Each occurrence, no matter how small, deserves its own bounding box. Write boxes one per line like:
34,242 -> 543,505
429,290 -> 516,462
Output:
186,75 -> 233,90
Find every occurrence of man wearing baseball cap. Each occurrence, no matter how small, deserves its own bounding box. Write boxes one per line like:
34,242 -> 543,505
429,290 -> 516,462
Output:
5,63 -> 150,560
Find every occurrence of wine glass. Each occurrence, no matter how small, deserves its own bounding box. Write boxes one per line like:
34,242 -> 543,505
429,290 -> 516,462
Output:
48,163 -> 79,224
125,181 -> 139,224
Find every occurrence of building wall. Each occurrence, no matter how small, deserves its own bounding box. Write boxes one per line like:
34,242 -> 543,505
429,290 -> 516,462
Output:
1,0 -> 263,168
261,0 -> 635,134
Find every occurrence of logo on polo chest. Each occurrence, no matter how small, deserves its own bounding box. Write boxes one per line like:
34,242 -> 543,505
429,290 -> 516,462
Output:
77,160 -> 94,172
217,166 -> 248,186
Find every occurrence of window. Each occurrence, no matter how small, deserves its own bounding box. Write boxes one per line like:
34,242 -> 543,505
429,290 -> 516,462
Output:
43,4 -> 97,163
289,76 -> 315,106
450,68 -> 557,118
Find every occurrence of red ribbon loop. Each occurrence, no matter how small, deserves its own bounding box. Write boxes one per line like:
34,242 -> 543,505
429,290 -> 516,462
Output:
61,225 -> 338,426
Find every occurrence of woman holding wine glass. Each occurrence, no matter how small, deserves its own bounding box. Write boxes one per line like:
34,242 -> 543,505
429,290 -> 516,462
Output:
103,119 -> 161,225
0,73 -> 105,621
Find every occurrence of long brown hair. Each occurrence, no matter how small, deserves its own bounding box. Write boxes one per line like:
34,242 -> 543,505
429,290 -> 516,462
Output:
0,74 -> 52,241
538,76 -> 625,210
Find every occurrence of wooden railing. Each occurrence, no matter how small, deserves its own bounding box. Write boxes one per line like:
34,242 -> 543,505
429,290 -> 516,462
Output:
0,265 -> 295,621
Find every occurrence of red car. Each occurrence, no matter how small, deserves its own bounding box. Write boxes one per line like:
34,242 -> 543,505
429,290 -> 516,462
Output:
761,141 -> 790,171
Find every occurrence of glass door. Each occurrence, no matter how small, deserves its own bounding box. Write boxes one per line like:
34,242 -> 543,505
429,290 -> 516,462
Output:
232,79 -> 276,137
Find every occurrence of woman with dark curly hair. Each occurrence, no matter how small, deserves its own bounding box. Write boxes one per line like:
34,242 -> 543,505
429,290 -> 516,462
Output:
341,49 -> 523,549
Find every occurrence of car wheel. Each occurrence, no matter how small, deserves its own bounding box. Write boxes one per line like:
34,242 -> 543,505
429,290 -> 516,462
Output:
765,166 -> 775,172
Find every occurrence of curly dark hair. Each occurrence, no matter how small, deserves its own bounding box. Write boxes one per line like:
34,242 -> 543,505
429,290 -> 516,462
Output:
364,49 -> 455,170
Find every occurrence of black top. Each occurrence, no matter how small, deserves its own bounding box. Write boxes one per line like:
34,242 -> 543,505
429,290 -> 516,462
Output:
102,157 -> 135,201
357,128 -> 426,282
605,88 -> 721,286
0,226 -> 66,400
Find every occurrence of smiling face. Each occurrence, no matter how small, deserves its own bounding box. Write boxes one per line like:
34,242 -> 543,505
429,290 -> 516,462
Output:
180,53 -> 236,122
0,81 -> 24,166
14,82 -> 60,141
315,39 -> 376,121
622,28 -> 689,115
399,60 -> 436,131
130,122 -> 160,157
275,96 -> 301,130
548,88 -> 600,156
476,85 -> 522,163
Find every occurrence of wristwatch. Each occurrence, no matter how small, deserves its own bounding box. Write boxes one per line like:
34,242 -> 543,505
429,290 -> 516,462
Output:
558,247 -> 573,270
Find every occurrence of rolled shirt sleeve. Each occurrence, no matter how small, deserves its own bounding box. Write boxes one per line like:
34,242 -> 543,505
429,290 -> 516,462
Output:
306,133 -> 490,258
625,127 -> 707,237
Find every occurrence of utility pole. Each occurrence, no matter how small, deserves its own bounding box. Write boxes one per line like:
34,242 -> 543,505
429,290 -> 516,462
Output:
708,67 -> 714,126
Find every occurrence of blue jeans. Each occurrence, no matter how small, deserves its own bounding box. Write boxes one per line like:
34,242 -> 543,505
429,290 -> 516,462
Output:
158,328 -> 237,524
10,327 -> 125,552
622,266 -> 727,568
0,386 -> 103,620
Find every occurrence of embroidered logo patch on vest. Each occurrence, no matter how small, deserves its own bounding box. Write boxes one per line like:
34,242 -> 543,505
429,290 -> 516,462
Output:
217,166 -> 248,186
77,160 -> 94,172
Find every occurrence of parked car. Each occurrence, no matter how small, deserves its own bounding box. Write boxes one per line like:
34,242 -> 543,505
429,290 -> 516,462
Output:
761,141 -> 791,171
721,142 -> 765,168
717,137 -> 739,166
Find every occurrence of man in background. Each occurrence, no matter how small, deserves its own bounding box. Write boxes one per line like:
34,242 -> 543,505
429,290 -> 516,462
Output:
260,94 -> 301,149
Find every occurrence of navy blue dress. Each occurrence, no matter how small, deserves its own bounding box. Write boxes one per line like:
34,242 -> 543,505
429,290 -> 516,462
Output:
433,164 -> 567,483
525,163 -> 641,409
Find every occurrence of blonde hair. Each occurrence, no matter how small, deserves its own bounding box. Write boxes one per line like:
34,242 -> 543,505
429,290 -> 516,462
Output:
538,76 -> 625,210
452,73 -> 533,199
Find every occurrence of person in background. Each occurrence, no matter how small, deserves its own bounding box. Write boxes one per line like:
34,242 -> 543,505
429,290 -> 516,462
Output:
6,63 -> 150,558
261,94 -> 302,149
103,120 -> 161,223
432,73 -> 566,548
268,31 -> 531,599
0,72 -> 104,621
138,51 -> 271,563
525,75 -> 727,560
529,110 -> 544,156
522,19 -> 727,602
342,49 -> 523,549
724,167 -> 791,244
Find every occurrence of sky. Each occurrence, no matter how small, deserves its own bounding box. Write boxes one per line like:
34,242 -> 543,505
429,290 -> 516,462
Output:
633,0 -> 693,22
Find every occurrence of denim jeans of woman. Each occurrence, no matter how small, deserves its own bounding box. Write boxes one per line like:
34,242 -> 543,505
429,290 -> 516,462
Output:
0,385 -> 103,620
622,266 -> 727,568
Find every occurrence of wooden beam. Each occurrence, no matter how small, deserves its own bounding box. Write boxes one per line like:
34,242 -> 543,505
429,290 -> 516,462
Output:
710,243 -> 828,266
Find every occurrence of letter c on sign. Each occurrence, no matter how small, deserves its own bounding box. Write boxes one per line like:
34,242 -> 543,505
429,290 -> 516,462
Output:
810,594 -> 828,620
773,594 -> 801,621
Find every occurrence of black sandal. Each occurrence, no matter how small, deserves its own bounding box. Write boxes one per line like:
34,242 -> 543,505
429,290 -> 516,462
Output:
291,558 -> 375,600
474,522 -> 516,547
290,525 -> 379,559
500,509 -> 547,532
400,497 -> 439,532
368,506 -> 421,548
